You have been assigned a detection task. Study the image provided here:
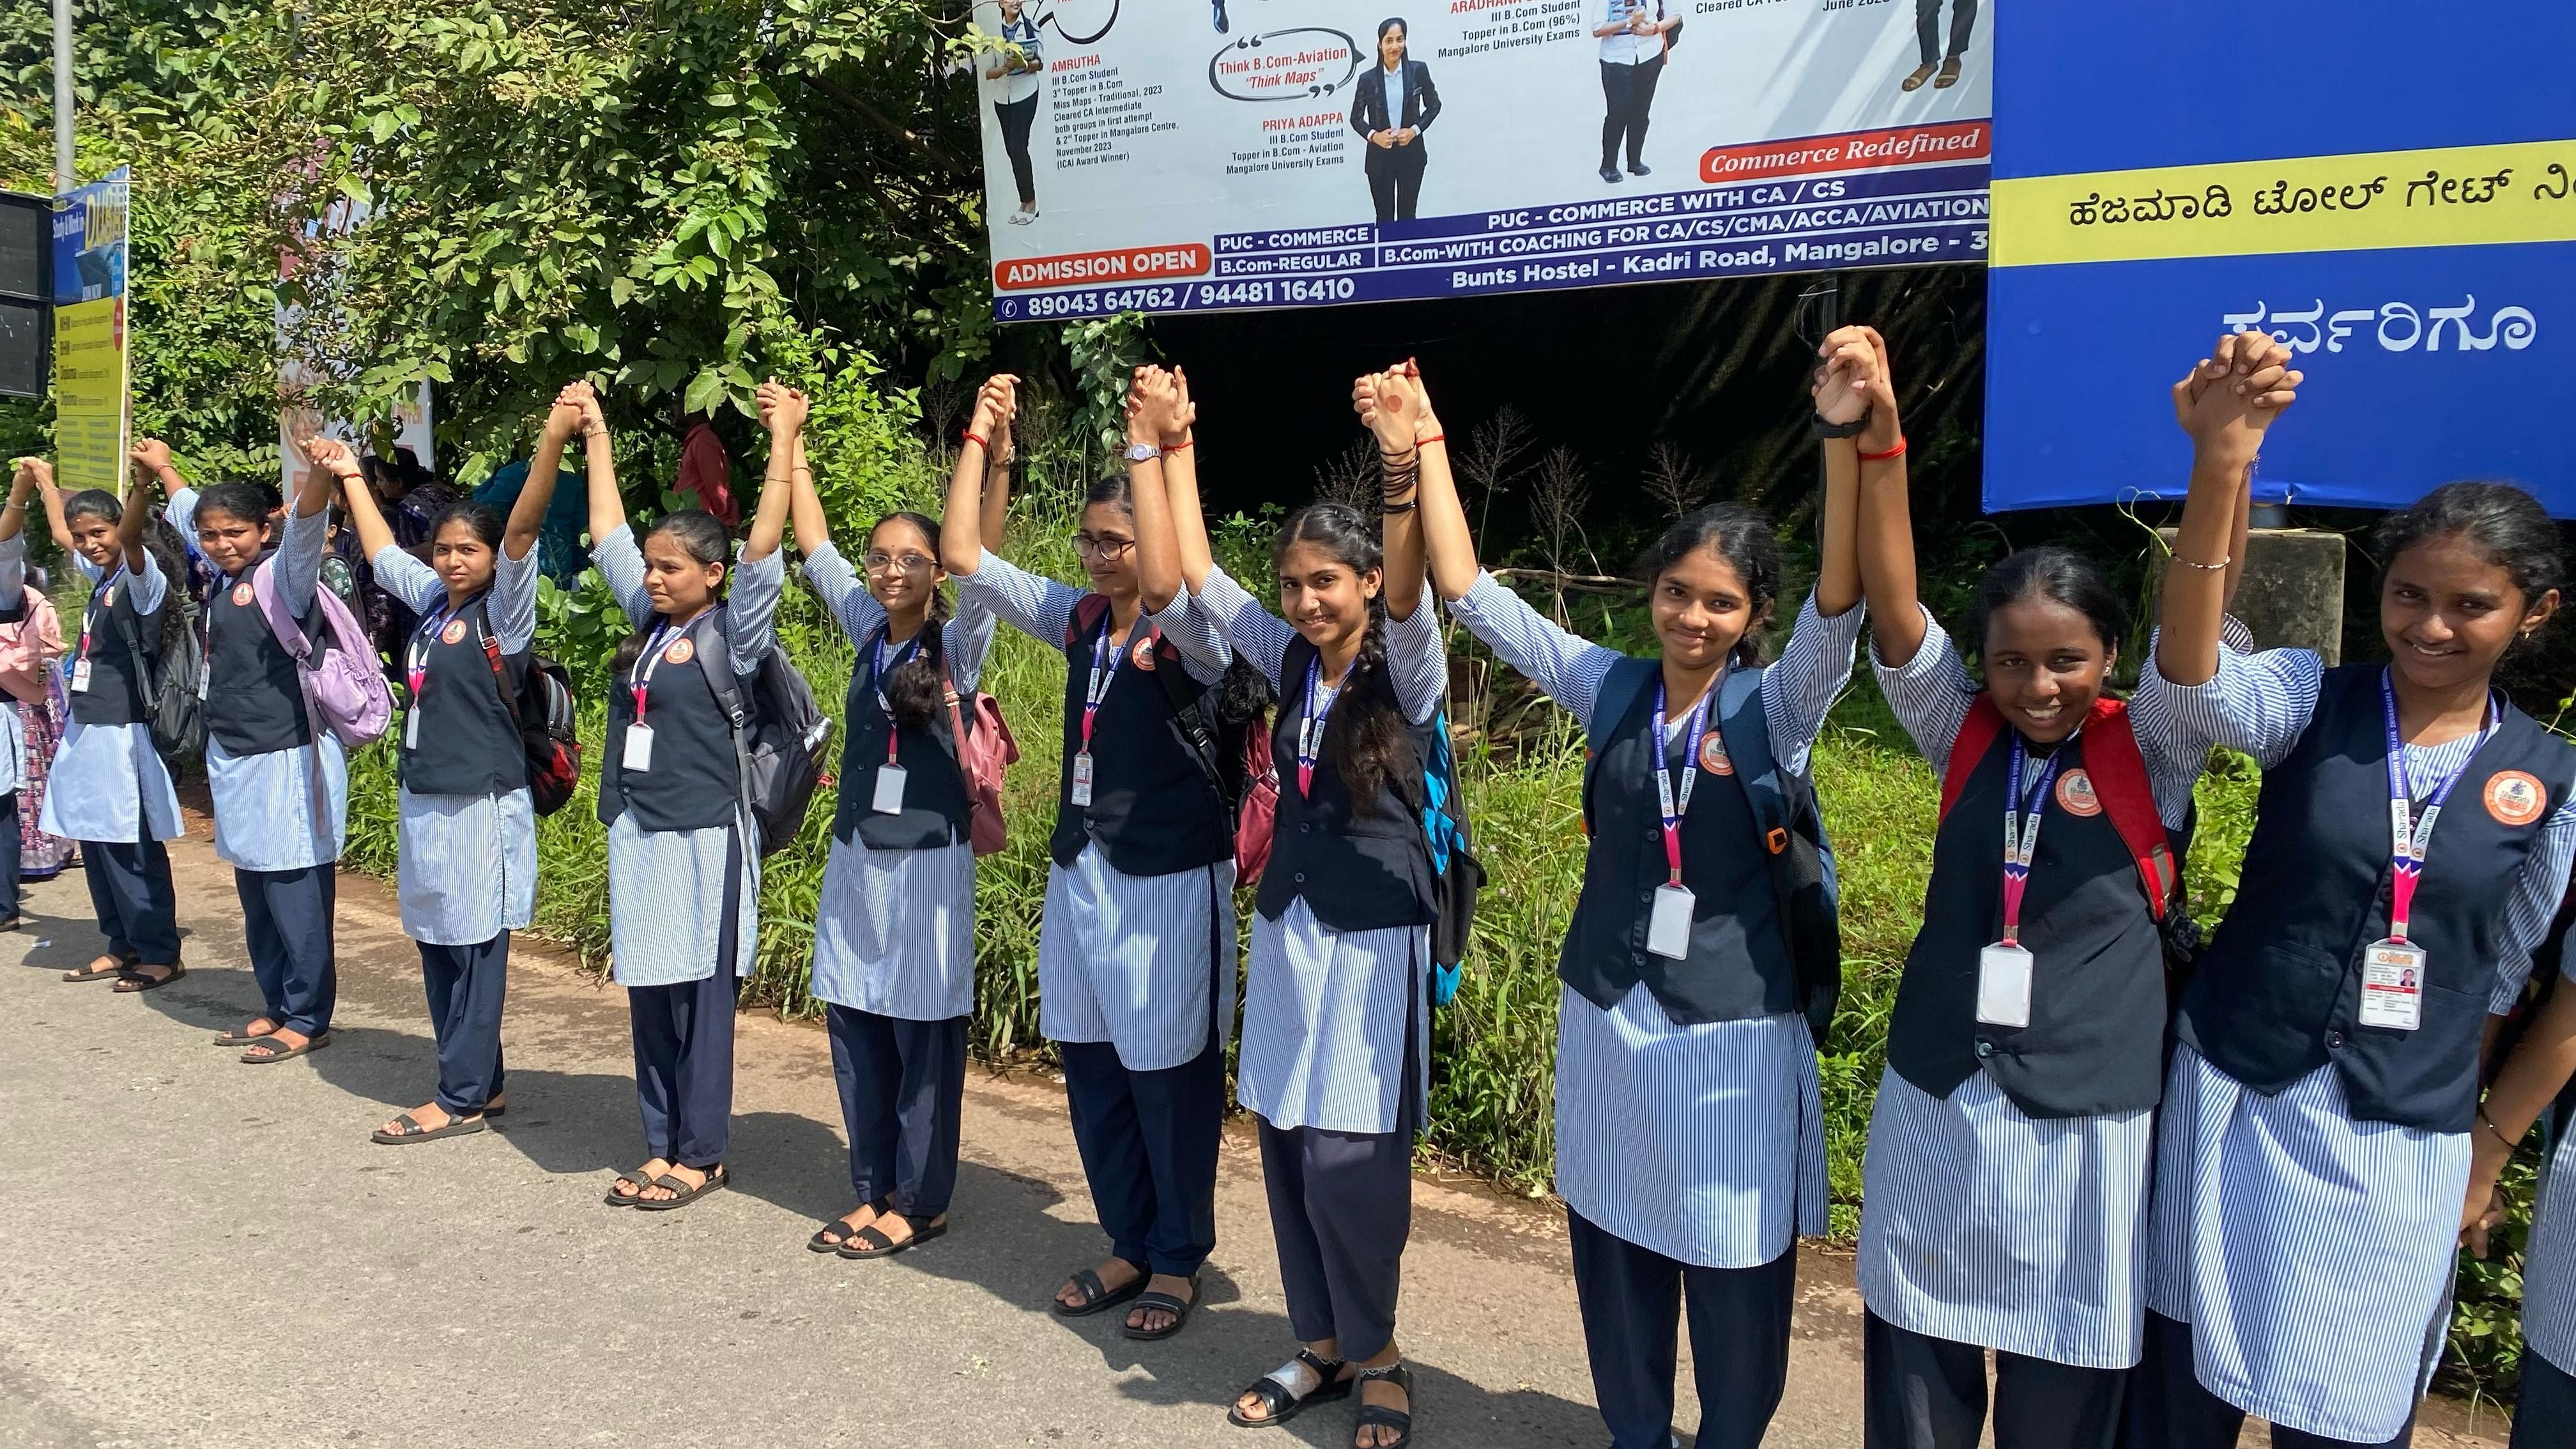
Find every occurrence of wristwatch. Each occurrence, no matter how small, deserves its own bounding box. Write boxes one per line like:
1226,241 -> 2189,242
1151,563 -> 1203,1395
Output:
1124,442 -> 1163,464
1811,411 -> 1871,439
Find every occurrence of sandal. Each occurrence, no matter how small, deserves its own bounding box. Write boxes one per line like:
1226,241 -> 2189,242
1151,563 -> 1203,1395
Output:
839,1212 -> 949,1260
1353,1363 -> 1414,1449
63,953 -> 137,983
213,1020 -> 279,1046
1124,1275 -> 1201,1341
239,1029 -> 326,1062
113,962 -> 187,993
809,1200 -> 887,1253
604,1169 -> 659,1207
371,1110 -> 487,1145
633,1165 -> 728,1212
1052,1262 -> 1149,1317
1229,1349 -> 1352,1427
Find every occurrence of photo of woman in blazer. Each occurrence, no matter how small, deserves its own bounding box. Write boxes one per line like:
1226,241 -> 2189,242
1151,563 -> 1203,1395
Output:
1350,18 -> 1440,224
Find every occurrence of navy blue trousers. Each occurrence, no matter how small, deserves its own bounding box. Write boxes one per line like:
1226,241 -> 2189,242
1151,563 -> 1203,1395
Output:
1864,1309 -> 2123,1449
2124,1310 -> 2415,1448
1570,1209 -> 1798,1449
629,969 -> 737,1169
81,836 -> 179,962
420,935 -> 508,1116
2518,1346 -> 2576,1447
237,864 -> 337,1037
827,1006 -> 968,1218
1062,1031 -> 1223,1280
0,791 -> 20,920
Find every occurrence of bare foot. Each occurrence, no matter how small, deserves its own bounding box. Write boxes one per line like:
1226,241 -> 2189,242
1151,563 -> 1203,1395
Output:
1056,1256 -> 1142,1312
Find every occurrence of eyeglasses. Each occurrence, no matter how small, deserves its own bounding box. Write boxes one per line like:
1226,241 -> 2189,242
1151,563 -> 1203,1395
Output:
864,551 -> 937,576
1072,533 -> 1137,562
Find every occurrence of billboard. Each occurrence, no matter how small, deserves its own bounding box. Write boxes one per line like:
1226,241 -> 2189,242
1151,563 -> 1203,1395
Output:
972,0 -> 1992,322
1982,6 -> 2576,515
51,167 -> 130,496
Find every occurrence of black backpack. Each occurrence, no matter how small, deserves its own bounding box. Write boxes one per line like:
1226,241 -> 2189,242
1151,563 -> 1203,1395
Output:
689,612 -> 832,857
111,583 -> 206,761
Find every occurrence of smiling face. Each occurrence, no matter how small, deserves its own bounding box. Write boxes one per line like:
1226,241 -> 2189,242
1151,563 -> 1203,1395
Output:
866,516 -> 945,622
641,530 -> 724,617
432,518 -> 497,599
1980,595 -> 2115,744
1278,540 -> 1381,654
1379,24 -> 1406,67
1650,545 -> 1765,675
65,509 -> 121,569
999,0 -> 1022,17
1073,502 -> 1139,597
195,506 -> 272,577
2381,533 -> 2557,695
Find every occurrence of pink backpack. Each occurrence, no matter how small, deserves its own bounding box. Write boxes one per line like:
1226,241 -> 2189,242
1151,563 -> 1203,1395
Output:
0,585 -> 62,707
252,557 -> 395,748
942,664 -> 1020,855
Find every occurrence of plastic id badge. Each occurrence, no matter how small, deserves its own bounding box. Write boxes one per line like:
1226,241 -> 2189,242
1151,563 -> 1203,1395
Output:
1070,750 -> 1096,807
404,708 -> 420,749
2359,940 -> 2426,1031
1976,942 -> 2035,1029
68,658 -> 90,693
622,723 -> 655,772
871,763 -> 908,815
1647,884 -> 1696,960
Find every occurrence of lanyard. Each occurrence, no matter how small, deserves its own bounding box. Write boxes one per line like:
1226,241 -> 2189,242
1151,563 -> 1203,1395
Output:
1079,613 -> 1131,755
629,607 -> 711,723
404,595 -> 476,703
874,627 -> 923,764
1298,652 -> 1360,797
1650,678 -> 1716,885
1998,735 -> 2066,946
2380,668 -> 2499,943
77,564 -> 125,662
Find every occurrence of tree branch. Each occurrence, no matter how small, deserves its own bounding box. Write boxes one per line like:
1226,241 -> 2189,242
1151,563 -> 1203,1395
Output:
797,72 -> 971,176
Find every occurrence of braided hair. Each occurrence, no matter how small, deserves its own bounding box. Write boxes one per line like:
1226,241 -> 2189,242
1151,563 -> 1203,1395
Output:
1275,501 -> 1410,814
871,510 -> 953,733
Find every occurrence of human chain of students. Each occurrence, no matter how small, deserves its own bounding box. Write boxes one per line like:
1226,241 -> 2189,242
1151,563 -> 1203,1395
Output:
20,326 -> 2576,1448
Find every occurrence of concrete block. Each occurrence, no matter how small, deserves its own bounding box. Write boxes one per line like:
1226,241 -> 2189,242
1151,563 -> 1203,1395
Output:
2156,526 -> 2347,664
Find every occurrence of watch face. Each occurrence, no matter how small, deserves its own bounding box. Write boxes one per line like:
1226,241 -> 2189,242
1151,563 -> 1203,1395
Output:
1126,444 -> 1158,462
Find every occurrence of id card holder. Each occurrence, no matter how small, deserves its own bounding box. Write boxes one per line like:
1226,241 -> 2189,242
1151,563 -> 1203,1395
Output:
622,723 -> 656,772
197,656 -> 212,701
871,763 -> 908,815
1976,942 -> 2035,1029
404,709 -> 420,749
2359,939 -> 2426,1031
68,657 -> 90,693
1646,884 -> 1696,960
1070,750 -> 1096,807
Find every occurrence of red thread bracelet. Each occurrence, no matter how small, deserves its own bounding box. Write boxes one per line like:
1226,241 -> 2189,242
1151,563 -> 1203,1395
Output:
962,430 -> 988,451
1166,438 -> 1193,452
1859,436 -> 1906,463
1418,433 -> 1446,446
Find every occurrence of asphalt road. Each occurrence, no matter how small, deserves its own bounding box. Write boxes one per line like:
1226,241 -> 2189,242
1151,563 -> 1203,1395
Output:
0,829 -> 2516,1448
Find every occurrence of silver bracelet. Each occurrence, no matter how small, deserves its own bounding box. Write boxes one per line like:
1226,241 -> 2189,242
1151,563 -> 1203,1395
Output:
2170,553 -> 2229,572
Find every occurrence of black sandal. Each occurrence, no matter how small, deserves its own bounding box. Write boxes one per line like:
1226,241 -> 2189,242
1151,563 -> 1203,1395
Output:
213,1021 -> 278,1046
1052,1262 -> 1148,1317
371,1110 -> 487,1145
809,1200 -> 887,1253
1353,1363 -> 1414,1448
63,953 -> 137,982
1124,1275 -> 1200,1341
839,1212 -> 949,1260
603,1169 -> 658,1207
112,961 -> 185,993
1228,1348 -> 1352,1427
632,1165 -> 728,1212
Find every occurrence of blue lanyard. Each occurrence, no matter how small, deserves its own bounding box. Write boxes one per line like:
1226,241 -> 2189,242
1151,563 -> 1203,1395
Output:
1998,734 -> 2065,945
1298,652 -> 1359,797
2379,668 -> 2498,942
874,627 -> 923,763
1648,678 -> 1715,885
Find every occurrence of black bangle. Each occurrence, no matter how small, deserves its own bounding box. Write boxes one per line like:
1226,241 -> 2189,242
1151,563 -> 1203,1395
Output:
1380,498 -> 1418,515
1812,411 -> 1870,440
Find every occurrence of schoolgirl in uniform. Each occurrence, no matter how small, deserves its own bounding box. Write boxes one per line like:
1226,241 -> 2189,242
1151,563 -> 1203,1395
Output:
2459,958 -> 2576,1444
165,452 -> 348,1063
1832,325 -> 2229,1446
590,379 -> 792,1211
938,371 -> 1238,1339
30,453 -> 185,989
311,405 -> 567,1143
1406,360 -> 1863,1448
1154,365 -> 1445,1448
761,381 -> 1002,1257
2132,334 -> 2576,1447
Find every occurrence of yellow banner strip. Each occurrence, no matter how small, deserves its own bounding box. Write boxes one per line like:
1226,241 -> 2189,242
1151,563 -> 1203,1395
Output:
1991,139 -> 2576,268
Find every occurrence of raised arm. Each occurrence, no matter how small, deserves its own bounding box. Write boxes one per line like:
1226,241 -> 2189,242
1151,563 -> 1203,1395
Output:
572,380 -> 627,548
1361,364 -> 1429,622
2157,331 -> 2300,686
1819,325 -> 1919,664
25,457 -> 72,557
980,403 -> 1012,555
1162,368 -> 1218,591
744,379 -> 803,565
1128,366 -> 1185,613
760,381 -> 831,559
0,458 -> 34,546
508,392 -> 581,562
944,374 -> 1016,578
326,440 -> 401,564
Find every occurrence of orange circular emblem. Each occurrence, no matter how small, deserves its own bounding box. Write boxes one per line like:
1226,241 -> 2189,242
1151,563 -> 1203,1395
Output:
664,636 -> 696,666
440,618 -> 468,645
1131,637 -> 1158,671
2056,769 -> 2103,817
2486,769 -> 2545,827
1698,733 -> 1733,776
231,582 -> 254,607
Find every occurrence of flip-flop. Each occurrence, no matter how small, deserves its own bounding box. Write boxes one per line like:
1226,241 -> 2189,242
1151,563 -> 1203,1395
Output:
62,954 -> 136,982
603,1170 -> 658,1207
632,1166 -> 728,1213
1123,1276 -> 1201,1341
112,962 -> 187,993
810,1199 -> 889,1253
213,1023 -> 279,1046
238,1029 -> 328,1063
1052,1263 -> 1149,1318
838,1213 -> 949,1260
371,1111 -> 488,1146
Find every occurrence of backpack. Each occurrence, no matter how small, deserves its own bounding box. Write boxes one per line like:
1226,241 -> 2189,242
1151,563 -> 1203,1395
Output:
1412,708 -> 1484,1005
940,658 -> 1022,856
477,621 -> 581,816
691,611 -> 834,857
1590,657 -> 1843,1046
252,556 -> 395,749
109,576 -> 206,760
0,583 -> 61,707
1937,694 -> 2199,978
1065,594 -> 1277,880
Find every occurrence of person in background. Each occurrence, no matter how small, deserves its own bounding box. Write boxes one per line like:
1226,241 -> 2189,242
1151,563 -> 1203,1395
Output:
675,413 -> 740,528
0,493 -> 72,887
986,0 -> 1045,227
474,455 -> 590,585
0,463 -> 60,930
31,450 -> 186,990
1350,18 -> 1439,223
1594,0 -> 1674,184
1903,0 -> 1975,91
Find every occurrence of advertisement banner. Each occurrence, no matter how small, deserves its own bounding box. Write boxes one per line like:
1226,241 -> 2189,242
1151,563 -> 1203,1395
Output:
1982,6 -> 2576,515
51,166 -> 130,496
972,0 -> 1991,322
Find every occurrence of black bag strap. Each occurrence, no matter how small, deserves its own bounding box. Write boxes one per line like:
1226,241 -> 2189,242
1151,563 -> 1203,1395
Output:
1147,639 -> 1233,808
477,609 -> 528,738
685,608 -> 759,835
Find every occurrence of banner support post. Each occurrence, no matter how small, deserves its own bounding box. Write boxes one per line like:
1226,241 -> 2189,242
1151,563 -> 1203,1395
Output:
52,0 -> 73,187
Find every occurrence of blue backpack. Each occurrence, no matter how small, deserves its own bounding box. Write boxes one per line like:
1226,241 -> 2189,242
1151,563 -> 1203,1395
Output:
1586,657 -> 1844,1046
1412,709 -> 1483,1006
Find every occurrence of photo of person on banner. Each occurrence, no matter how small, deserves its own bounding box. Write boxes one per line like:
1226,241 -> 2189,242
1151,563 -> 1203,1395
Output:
1903,0 -> 1976,93
984,0 -> 1045,227
1350,18 -> 1439,224
1595,0 -> 1676,185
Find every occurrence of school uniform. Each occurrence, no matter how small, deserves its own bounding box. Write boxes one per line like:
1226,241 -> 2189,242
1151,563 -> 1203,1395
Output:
1447,571 -> 1854,1449
593,525 -> 784,1170
2520,1126 -> 2576,1443
953,549 -> 1236,1284
45,542 -> 183,963
805,542 -> 997,1220
167,490 -> 348,1039
1197,564 -> 1446,1367
370,543 -> 542,1116
1851,610 -> 2216,1448
2131,652 -> 2576,1447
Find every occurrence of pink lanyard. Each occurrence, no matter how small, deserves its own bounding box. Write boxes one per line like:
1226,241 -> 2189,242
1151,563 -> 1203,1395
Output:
1298,652 -> 1359,798
405,597 -> 473,704
1649,679 -> 1714,884
2380,668 -> 2497,944
875,627 -> 921,765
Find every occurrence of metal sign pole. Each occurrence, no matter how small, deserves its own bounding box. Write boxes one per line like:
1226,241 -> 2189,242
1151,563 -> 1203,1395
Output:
53,0 -> 74,186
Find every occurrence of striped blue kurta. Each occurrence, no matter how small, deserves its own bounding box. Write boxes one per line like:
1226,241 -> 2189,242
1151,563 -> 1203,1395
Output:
804,541 -> 997,1023
2137,641 -> 2576,1441
593,526 -> 781,988
954,549 -> 1238,1071
169,489 -> 350,871
371,543 -> 540,945
1448,571 -> 1849,1266
1854,608 -> 2202,1368
1199,564 -> 1445,1137
2522,1124 -> 2576,1379
44,548 -> 182,843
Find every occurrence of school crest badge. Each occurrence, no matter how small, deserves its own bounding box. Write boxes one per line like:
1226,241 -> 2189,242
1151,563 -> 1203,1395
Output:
2056,769 -> 2103,816
441,618 -> 468,645
2487,769 -> 2545,827
231,583 -> 254,607
665,636 -> 696,666
1698,732 -> 1732,776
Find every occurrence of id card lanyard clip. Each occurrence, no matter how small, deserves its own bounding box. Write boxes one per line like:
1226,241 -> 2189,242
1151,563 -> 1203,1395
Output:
2363,670 -> 2499,1031
1644,678 -> 1715,960
1977,734 -> 2063,1029
1297,652 -> 1361,799
1070,613 -> 1131,807
871,628 -> 921,814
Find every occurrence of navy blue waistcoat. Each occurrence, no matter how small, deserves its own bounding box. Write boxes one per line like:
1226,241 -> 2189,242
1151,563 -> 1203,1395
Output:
70,569 -> 153,727
399,593 -> 531,797
1043,605 -> 1232,876
204,555 -> 314,756
1254,633 -> 1437,933
597,608 -> 743,834
836,624 -> 972,851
